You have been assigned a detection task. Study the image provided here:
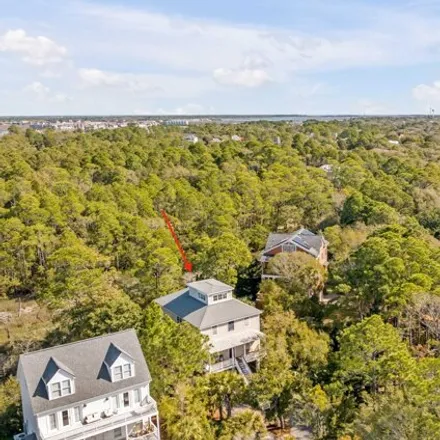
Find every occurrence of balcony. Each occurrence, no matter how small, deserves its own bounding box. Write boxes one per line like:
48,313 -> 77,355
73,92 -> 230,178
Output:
209,350 -> 261,373
42,399 -> 158,440
210,358 -> 235,373
128,420 -> 158,440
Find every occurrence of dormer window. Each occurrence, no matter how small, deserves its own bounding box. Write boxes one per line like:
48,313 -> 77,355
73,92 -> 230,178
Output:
50,379 -> 72,398
41,357 -> 76,401
114,363 -> 133,381
103,343 -> 135,383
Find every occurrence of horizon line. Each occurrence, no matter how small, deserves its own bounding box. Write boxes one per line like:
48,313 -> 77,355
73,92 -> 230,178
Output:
0,113 -> 435,119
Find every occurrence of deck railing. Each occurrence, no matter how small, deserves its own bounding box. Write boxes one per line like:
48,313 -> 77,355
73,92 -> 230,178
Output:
210,350 -> 261,373
41,399 -> 158,440
210,358 -> 235,372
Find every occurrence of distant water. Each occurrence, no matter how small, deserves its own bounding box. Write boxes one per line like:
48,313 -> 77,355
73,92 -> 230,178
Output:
218,115 -> 356,123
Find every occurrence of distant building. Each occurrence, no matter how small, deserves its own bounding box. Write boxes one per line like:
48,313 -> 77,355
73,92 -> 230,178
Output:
388,140 -> 399,145
184,134 -> 199,143
231,135 -> 242,142
273,136 -> 281,145
260,229 -> 328,280
155,279 -> 263,380
16,330 -> 160,440
211,137 -> 222,143
319,164 -> 333,173
164,120 -> 189,126
0,130 -> 8,138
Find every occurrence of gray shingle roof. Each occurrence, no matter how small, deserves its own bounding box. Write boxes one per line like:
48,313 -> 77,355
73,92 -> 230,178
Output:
187,279 -> 233,295
18,329 -> 151,415
42,357 -> 75,383
104,343 -> 133,368
262,228 -> 326,258
263,233 -> 293,252
155,289 -> 261,330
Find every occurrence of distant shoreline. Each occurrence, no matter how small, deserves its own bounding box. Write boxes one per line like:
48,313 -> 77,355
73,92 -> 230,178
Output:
0,114 -> 435,122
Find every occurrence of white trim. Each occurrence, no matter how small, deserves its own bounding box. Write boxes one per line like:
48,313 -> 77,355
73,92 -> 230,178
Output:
36,380 -> 152,416
48,378 -> 74,401
263,236 -> 320,258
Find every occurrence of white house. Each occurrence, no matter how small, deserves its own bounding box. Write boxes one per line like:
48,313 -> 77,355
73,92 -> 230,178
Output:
155,279 -> 263,379
183,134 -> 199,143
15,330 -> 160,440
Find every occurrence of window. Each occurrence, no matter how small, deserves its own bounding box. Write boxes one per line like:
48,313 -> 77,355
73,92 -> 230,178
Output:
212,325 -> 218,335
114,366 -> 123,381
228,321 -> 234,332
50,379 -> 72,399
282,243 -> 296,252
112,395 -> 120,410
62,410 -> 70,427
244,317 -> 250,327
73,406 -> 80,423
62,380 -> 71,395
213,292 -> 227,302
49,413 -> 57,430
123,363 -> 132,377
134,388 -> 141,404
114,428 -> 123,438
176,316 -> 182,323
113,363 -> 133,381
51,382 -> 61,398
197,292 -> 206,302
123,392 -> 130,408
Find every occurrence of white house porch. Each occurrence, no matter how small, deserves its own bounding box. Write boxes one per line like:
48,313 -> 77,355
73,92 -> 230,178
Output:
208,329 -> 263,374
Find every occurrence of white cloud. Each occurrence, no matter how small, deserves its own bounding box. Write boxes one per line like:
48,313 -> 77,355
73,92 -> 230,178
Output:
172,103 -> 205,114
0,29 -> 67,66
78,68 -> 213,98
155,103 -> 210,115
24,81 -> 70,103
78,68 -> 162,92
4,1 -> 440,114
74,1 -> 440,80
213,68 -> 271,88
413,81 -> 440,102
24,81 -> 50,96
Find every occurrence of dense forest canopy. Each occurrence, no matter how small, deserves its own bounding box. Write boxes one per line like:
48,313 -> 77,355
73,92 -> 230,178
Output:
2,118 -> 440,439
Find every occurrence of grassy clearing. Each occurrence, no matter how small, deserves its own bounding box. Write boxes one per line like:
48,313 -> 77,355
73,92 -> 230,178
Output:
0,298 -> 53,348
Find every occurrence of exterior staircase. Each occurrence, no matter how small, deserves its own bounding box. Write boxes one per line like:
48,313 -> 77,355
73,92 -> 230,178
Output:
235,357 -> 252,384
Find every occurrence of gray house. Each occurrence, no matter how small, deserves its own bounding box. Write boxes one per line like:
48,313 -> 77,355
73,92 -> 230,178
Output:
15,330 -> 159,440
260,228 -> 328,279
155,279 -> 263,378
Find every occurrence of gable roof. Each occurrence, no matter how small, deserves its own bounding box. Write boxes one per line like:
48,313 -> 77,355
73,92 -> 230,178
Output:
187,279 -> 233,296
104,343 -> 134,368
155,288 -> 261,329
42,357 -> 75,383
18,329 -> 151,415
262,228 -> 327,258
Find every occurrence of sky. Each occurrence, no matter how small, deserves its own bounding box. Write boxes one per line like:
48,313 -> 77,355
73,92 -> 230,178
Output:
2,0 -> 440,115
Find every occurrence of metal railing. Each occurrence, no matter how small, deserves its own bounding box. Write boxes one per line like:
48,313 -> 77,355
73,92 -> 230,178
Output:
41,399 -> 158,440
210,350 -> 261,373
